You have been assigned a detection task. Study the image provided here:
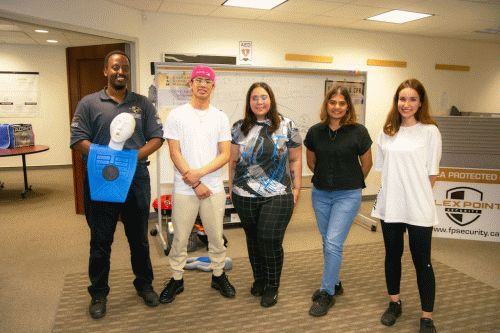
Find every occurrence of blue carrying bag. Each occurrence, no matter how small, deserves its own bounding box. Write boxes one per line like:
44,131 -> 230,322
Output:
0,124 -> 10,149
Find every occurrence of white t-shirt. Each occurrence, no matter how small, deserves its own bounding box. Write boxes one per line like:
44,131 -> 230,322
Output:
371,122 -> 442,227
163,103 -> 231,195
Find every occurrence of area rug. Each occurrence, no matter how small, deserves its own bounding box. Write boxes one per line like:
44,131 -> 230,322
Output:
52,242 -> 499,333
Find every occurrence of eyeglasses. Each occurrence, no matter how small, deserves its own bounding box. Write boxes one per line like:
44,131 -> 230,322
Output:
192,77 -> 213,85
251,95 -> 269,102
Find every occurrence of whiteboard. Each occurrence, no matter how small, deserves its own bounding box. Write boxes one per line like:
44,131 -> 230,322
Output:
152,63 -> 367,184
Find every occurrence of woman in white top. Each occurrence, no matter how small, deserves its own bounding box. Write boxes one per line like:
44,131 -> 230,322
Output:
371,79 -> 441,333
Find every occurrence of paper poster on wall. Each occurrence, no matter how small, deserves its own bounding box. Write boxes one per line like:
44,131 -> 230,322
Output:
155,71 -> 191,112
0,72 -> 40,118
238,41 -> 252,65
433,167 -> 500,242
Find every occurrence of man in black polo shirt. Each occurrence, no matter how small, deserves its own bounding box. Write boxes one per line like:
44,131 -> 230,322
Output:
70,50 -> 163,319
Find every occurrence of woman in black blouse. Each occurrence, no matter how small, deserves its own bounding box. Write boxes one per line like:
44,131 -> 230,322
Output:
304,85 -> 372,317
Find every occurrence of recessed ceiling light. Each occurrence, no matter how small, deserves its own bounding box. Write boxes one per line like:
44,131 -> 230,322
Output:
46,39 -> 58,43
35,29 -> 49,33
474,27 -> 500,34
366,10 -> 432,24
222,0 -> 287,10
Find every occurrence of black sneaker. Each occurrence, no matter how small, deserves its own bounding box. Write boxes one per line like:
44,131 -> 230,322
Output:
420,318 -> 437,333
381,300 -> 402,326
89,297 -> 107,319
211,273 -> 236,298
335,281 -> 344,295
159,278 -> 184,304
312,281 -> 344,301
137,287 -> 160,307
309,290 -> 335,317
260,286 -> 278,307
251,280 -> 265,297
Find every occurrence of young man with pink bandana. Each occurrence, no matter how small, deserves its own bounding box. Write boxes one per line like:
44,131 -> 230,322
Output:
159,65 -> 236,303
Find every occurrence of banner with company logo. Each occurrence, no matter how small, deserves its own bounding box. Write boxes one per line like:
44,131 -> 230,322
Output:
433,167 -> 499,242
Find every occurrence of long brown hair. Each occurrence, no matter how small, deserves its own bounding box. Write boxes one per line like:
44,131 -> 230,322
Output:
383,78 -> 437,136
241,82 -> 281,136
320,85 -> 357,125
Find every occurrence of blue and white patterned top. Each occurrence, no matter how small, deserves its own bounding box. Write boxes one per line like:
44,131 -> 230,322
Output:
231,117 -> 301,197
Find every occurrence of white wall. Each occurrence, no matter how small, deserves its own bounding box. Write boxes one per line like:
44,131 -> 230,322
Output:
0,45 -> 71,167
1,1 -> 499,196
138,12 -> 500,195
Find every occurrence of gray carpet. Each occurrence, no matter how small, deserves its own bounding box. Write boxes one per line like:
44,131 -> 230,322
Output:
52,242 -> 500,333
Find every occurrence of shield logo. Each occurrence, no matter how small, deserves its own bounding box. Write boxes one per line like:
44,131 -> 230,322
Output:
445,187 -> 483,226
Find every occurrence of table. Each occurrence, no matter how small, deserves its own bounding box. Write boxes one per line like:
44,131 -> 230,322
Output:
0,145 -> 50,198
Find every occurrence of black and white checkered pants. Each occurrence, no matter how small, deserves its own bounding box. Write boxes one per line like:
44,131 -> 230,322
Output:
232,192 -> 294,288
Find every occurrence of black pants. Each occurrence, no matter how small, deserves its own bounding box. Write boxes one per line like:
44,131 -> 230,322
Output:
232,193 -> 294,288
83,166 -> 153,298
381,220 -> 435,312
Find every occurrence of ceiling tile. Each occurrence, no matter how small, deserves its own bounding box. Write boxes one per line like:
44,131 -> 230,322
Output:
157,2 -> 219,15
259,11 -> 316,25
107,0 -> 163,11
305,15 -> 358,26
209,6 -> 267,19
323,4 -> 390,18
164,0 -> 223,5
351,0 -> 427,9
0,31 -> 37,44
272,0 -> 345,14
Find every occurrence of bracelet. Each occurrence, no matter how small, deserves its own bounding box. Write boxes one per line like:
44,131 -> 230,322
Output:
192,181 -> 201,189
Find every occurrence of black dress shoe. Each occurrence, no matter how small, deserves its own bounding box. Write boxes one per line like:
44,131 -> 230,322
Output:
159,278 -> 184,304
260,286 -> 278,307
137,287 -> 160,307
89,297 -> 107,319
211,272 -> 236,298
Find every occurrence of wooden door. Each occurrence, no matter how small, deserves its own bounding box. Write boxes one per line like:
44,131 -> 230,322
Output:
67,43 -> 128,214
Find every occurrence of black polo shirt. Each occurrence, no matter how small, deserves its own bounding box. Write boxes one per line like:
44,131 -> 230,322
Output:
70,88 -> 164,164
304,123 -> 372,191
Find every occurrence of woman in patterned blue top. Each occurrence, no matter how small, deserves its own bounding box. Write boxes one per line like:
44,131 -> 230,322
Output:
229,82 -> 302,308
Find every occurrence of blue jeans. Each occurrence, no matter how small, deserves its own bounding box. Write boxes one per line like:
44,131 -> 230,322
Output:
312,187 -> 362,295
